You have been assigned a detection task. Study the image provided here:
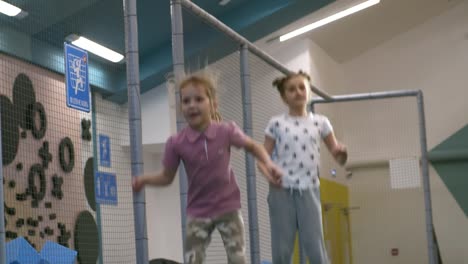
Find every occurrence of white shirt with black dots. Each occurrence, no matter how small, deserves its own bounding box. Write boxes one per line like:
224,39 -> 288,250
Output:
265,113 -> 333,189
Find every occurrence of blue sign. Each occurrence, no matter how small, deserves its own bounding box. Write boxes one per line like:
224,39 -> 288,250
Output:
95,171 -> 117,205
99,134 -> 111,167
64,42 -> 90,112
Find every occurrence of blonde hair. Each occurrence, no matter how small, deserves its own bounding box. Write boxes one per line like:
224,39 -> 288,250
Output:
179,73 -> 222,122
272,70 -> 311,97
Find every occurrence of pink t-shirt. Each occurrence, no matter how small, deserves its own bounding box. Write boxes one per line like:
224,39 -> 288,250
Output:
163,121 -> 248,218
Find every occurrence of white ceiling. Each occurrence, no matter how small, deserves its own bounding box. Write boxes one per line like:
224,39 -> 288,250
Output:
270,0 -> 463,63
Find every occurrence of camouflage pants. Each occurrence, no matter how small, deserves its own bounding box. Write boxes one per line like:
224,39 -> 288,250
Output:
185,210 -> 246,264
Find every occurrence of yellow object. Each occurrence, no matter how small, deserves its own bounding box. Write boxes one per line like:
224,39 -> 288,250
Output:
292,179 -> 352,264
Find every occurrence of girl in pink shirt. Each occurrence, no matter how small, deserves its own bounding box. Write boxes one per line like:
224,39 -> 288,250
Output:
133,74 -> 281,264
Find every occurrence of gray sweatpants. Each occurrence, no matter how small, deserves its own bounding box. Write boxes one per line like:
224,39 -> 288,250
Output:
268,186 -> 329,264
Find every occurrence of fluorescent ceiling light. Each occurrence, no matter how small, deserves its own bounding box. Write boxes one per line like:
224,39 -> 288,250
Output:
280,0 -> 380,42
68,34 -> 124,63
219,0 -> 231,6
0,0 -> 22,17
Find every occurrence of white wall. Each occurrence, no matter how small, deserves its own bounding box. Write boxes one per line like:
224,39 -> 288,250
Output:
308,41 -> 346,96
343,1 -> 468,149
308,40 -> 348,185
341,1 -> 468,263
144,152 -> 183,262
138,81 -> 183,262
95,94 -> 137,263
140,83 -> 172,145
260,37 -> 312,73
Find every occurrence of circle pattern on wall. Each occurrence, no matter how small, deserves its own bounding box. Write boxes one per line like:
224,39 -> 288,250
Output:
84,158 -> 96,211
27,102 -> 47,140
74,210 -> 99,264
12,73 -> 36,130
1,95 -> 19,165
59,137 -> 75,173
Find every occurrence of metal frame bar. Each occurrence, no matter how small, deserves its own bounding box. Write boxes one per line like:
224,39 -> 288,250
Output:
240,44 -> 260,264
170,1 -> 189,262
124,0 -> 149,263
0,101 -> 5,264
91,93 -> 104,264
311,89 -> 438,264
178,0 -> 332,100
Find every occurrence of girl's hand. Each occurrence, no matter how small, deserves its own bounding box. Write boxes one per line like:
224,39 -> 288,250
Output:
335,144 -> 348,166
132,177 -> 145,192
265,162 -> 283,187
324,133 -> 347,166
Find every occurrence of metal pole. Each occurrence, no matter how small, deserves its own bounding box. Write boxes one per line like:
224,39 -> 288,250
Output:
240,45 -> 260,264
311,90 -> 419,106
312,89 -> 438,264
170,1 -> 188,262
178,0 -> 332,100
0,101 -> 6,264
124,0 -> 149,263
91,92 -> 104,264
417,91 -> 438,264
309,101 -> 315,113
